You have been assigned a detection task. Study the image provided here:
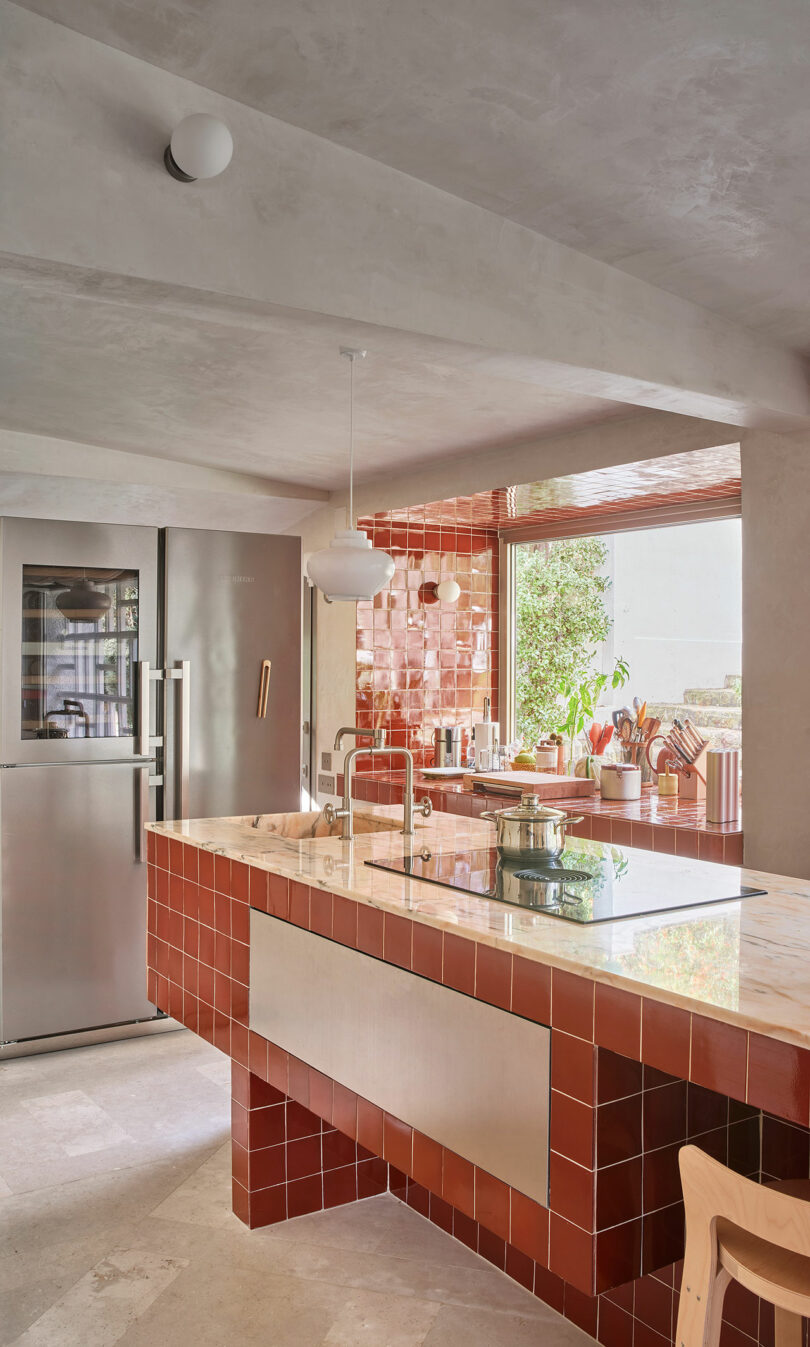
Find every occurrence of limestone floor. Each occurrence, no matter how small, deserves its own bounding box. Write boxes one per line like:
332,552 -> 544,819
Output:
0,1030 -> 594,1346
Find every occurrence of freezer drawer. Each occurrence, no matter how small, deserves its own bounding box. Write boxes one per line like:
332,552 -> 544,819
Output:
0,762 -> 155,1043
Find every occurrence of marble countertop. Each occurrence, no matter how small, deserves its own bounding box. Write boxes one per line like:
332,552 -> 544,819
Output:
147,807 -> 810,1049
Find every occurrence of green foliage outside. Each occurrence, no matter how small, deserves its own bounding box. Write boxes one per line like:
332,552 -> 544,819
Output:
514,537 -> 615,747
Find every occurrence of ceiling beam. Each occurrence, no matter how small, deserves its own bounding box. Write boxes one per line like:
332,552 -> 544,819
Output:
2,4 -> 810,431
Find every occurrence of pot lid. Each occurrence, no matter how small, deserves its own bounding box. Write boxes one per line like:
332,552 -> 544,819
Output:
493,792 -> 568,822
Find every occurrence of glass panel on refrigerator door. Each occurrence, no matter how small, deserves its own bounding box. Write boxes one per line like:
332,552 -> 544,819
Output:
21,566 -> 139,741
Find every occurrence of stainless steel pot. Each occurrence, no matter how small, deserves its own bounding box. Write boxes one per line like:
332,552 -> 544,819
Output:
481,793 -> 584,861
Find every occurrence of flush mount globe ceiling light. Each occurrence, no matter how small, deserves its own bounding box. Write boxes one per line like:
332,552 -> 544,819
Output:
164,114 -> 233,182
306,349 -> 395,603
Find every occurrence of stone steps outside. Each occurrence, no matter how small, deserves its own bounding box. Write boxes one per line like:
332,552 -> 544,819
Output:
646,702 -> 741,731
683,686 -> 741,707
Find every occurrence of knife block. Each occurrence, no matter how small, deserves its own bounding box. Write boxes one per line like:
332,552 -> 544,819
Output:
679,746 -> 707,800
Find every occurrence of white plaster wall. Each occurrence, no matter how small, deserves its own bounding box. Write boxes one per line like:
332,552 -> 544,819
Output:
741,430 -> 810,878
608,520 -> 742,702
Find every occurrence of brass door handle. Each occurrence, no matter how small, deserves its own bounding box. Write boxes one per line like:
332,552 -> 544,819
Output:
257,659 -> 272,718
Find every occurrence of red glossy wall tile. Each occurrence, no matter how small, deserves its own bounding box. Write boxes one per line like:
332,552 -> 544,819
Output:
552,969 -> 595,1041
690,1015 -> 747,1100
747,1032 -> 810,1127
594,983 -> 641,1058
355,524 -> 498,766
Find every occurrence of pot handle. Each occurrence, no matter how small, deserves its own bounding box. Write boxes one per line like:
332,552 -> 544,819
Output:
481,812 -> 497,823
555,815 -> 584,830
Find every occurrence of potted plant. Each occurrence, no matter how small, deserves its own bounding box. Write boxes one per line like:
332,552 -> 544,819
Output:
556,657 -> 630,773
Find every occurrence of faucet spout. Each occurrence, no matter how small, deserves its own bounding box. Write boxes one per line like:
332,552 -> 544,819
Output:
333,725 -> 387,752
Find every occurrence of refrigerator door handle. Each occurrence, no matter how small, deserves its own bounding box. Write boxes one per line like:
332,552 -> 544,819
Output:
137,661 -> 150,755
136,764 -> 163,862
167,660 -> 191,820
257,659 -> 272,718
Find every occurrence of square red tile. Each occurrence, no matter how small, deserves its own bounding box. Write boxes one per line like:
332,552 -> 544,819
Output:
595,1155 -> 642,1230
324,1164 -> 358,1209
594,984 -> 641,1058
214,854 -> 230,893
443,1150 -> 475,1218
383,1113 -> 412,1173
198,847 -> 215,890
411,922 -> 443,982
266,873 -> 289,919
289,881 -> 310,928
550,1091 -> 595,1168
510,1189 -> 549,1264
596,1093 -> 643,1168
596,1047 -> 643,1104
641,998 -> 692,1079
309,888 -> 333,938
383,912 -> 412,969
552,969 -> 594,1040
551,1031 -> 596,1105
443,932 -> 475,995
332,894 -> 358,947
248,1031 -> 269,1079
747,1032 -> 810,1126
475,944 -> 512,1010
332,1083 -> 357,1139
474,1167 -> 510,1240
230,860 -> 249,903
357,904 -> 384,959
248,867 -> 268,911
690,1015 -> 747,1100
356,1097 -> 384,1155
412,1131 -> 443,1193
549,1212 -> 595,1295
549,1152 -> 594,1231
287,1174 -> 323,1219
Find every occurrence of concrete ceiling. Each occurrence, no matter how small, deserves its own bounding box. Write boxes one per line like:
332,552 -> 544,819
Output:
17,0 -> 810,350
0,265 -> 636,490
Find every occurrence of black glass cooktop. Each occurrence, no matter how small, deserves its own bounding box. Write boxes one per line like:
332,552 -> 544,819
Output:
365,842 -> 766,924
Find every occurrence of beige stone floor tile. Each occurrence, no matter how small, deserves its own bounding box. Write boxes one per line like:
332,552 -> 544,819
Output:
423,1303 -> 595,1346
12,1249 -> 187,1347
117,1268 -> 352,1347
269,1234 -> 552,1317
323,1287 -> 441,1345
149,1142 -> 242,1230
1,1032 -> 598,1347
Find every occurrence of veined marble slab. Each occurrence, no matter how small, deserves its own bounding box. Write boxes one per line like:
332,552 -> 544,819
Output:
148,809 -> 810,1050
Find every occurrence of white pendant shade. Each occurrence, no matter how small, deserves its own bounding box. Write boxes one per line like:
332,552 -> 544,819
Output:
307,528 -> 395,602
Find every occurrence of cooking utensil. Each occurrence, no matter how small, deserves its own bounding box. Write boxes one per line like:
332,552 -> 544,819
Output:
481,793 -> 584,861
595,723 -> 614,754
636,700 -> 647,728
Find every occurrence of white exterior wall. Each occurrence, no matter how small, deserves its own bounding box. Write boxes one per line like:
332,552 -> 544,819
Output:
604,519 -> 741,702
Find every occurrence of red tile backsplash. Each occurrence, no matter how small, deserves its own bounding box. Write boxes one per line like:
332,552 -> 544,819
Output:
355,522 -> 498,766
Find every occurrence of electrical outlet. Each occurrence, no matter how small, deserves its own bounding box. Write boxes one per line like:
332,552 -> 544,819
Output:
321,751 -> 332,772
318,773 -> 336,794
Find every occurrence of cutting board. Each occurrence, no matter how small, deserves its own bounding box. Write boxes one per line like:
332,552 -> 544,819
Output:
463,771 -> 596,799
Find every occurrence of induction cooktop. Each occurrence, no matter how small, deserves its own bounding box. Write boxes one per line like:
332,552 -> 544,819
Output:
365,842 -> 766,924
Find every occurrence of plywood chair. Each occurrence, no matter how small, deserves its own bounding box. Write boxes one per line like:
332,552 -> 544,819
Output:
677,1144 -> 810,1346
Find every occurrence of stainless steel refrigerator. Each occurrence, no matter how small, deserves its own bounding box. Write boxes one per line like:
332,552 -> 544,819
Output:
0,517 -> 302,1051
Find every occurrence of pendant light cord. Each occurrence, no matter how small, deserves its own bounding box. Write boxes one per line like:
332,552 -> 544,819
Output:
340,346 -> 366,531
348,353 -> 354,530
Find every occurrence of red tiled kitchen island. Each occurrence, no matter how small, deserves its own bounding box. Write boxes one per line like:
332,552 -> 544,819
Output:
146,809 -> 808,1346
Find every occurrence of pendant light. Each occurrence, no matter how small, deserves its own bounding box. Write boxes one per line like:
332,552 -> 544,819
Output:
306,348 -> 395,602
55,573 -> 112,623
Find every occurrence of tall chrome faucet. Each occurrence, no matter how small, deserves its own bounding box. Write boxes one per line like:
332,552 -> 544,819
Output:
324,726 -> 386,840
324,728 -> 432,839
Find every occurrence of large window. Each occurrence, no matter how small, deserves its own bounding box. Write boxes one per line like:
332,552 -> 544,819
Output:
510,517 -> 741,754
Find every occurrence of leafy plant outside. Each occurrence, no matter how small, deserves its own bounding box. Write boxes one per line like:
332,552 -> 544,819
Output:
514,537 -> 618,746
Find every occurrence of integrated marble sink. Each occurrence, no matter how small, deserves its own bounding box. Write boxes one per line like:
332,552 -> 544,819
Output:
249,810 -> 406,840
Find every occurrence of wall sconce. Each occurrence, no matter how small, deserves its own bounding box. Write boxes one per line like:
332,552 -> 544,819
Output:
423,579 -> 461,604
164,114 -> 233,182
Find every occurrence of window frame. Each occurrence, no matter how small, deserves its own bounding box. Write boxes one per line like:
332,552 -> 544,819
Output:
498,496 -> 742,744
